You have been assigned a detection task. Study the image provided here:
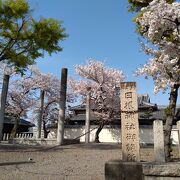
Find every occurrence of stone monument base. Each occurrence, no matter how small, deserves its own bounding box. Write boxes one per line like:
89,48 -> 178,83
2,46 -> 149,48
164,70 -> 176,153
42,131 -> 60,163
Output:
105,160 -> 180,180
105,161 -> 143,180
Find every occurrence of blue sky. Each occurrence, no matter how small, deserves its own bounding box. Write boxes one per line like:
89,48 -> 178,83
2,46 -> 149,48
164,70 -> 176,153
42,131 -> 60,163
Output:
28,0 -> 179,105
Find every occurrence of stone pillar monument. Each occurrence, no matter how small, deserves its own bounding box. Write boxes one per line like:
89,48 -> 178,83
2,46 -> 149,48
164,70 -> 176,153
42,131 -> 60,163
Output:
153,120 -> 165,162
0,74 -> 10,142
57,68 -> 68,145
105,82 -> 143,180
37,90 -> 45,138
105,82 -> 180,180
120,82 -> 140,162
85,87 -> 91,143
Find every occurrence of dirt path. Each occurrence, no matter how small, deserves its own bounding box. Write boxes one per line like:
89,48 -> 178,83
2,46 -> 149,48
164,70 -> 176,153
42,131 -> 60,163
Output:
0,143 -> 173,180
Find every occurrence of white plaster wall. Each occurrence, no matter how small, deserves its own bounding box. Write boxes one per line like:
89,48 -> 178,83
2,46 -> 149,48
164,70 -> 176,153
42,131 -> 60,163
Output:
171,129 -> 179,145
46,126 -> 179,145
33,127 -> 44,138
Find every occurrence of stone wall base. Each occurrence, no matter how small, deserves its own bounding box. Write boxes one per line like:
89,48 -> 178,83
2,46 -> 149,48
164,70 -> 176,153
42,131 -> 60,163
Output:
105,160 -> 180,180
143,162 -> 180,179
10,138 -> 80,146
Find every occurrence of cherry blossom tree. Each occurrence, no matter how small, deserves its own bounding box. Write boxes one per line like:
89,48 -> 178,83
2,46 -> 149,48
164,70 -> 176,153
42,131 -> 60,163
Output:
41,101 -> 59,138
0,66 -> 58,139
1,67 -> 41,138
31,95 -> 59,138
6,77 -> 36,139
24,67 -> 61,138
0,65 -> 73,139
128,0 -> 174,12
69,60 -> 125,143
30,67 -> 73,138
129,0 -> 180,161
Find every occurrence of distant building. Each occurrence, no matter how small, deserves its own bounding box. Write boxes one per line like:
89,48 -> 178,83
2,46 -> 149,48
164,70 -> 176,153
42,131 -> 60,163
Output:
68,94 -> 180,125
47,94 -> 180,144
3,116 -> 34,134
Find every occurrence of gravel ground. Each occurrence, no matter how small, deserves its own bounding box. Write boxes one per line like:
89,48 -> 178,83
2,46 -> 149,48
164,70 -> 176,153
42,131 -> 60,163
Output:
0,143 -> 178,180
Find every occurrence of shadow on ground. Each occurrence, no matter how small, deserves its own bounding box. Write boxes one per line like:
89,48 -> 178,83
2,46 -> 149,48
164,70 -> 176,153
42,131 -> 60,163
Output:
0,161 -> 35,166
0,143 -> 73,152
73,143 -> 121,150
0,142 -> 121,152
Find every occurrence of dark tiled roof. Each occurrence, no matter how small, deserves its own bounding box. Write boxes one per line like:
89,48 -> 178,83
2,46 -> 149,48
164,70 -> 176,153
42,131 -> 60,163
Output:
70,94 -> 157,111
69,104 -> 86,111
70,108 -> 179,122
69,104 -> 96,111
69,94 -> 180,123
4,117 -> 35,127
71,114 -> 98,121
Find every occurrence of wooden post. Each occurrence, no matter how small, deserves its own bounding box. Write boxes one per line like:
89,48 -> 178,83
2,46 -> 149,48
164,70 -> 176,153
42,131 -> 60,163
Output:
37,90 -> 45,138
57,68 -> 68,145
85,87 -> 91,143
0,74 -> 10,142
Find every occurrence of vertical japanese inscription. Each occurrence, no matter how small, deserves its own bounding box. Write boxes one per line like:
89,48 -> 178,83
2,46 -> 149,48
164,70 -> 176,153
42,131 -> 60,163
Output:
120,82 -> 140,162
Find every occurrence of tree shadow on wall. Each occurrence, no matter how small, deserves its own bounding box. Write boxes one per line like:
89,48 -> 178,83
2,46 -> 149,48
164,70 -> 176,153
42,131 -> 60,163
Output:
107,126 -> 121,143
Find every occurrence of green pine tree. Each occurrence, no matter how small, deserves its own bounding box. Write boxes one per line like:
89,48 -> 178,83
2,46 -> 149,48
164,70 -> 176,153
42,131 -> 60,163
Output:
0,0 -> 67,72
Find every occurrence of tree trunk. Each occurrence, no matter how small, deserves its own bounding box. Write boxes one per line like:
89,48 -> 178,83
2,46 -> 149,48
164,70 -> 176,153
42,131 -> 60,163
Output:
10,116 -> 20,140
37,90 -> 45,138
42,120 -> 50,138
164,84 -> 179,161
0,74 -> 10,141
95,121 -> 105,143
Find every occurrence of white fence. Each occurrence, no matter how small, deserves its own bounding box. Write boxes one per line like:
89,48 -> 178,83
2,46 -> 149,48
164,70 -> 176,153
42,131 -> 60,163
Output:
2,132 -> 33,141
